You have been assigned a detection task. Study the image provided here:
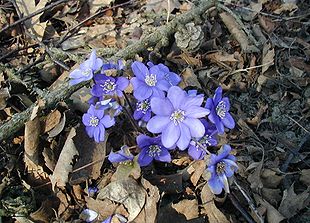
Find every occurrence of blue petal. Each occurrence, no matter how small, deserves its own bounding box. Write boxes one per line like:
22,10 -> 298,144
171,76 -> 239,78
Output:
213,87 -> 223,105
147,116 -> 170,133
133,85 -> 152,101
137,134 -> 152,148
167,86 -> 186,109
176,123 -> 191,150
183,118 -> 205,138
162,122 -> 180,148
208,175 -> 223,195
222,113 -> 235,129
138,148 -> 153,166
131,61 -> 149,81
155,148 -> 171,162
150,98 -> 173,116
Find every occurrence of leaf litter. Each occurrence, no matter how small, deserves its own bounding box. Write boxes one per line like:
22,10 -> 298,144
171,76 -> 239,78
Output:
0,0 -> 310,222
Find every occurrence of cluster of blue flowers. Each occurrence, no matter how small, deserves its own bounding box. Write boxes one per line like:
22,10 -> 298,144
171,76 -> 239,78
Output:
69,50 -> 238,195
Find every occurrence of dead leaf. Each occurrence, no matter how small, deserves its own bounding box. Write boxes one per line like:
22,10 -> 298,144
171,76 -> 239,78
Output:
44,110 -> 61,133
261,43 -> 275,74
15,0 -> 48,40
89,0 -> 115,14
24,116 -> 41,170
97,178 -> 146,221
278,184 -> 310,218
300,169 -> 310,186
0,87 -> 10,110
30,198 -> 60,223
273,3 -> 298,14
172,199 -> 199,220
69,87 -> 93,113
189,160 -> 206,186
145,0 -> 181,13
50,128 -> 79,191
258,15 -> 276,33
86,197 -> 129,220
48,112 -> 66,138
134,178 -> 160,223
247,160 -> 264,190
179,67 -> 201,89
261,169 -> 283,188
254,194 -> 285,223
70,125 -> 107,184
200,184 -> 230,223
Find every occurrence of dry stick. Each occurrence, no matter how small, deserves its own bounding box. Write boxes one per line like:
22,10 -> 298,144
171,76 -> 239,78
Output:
0,0 -> 69,34
0,0 -> 215,141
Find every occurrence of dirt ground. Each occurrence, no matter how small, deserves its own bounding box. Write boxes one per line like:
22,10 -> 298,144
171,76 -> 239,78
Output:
0,0 -> 309,222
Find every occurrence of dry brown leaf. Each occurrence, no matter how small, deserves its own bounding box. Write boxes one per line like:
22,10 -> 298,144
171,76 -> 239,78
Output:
30,198 -> 59,223
15,0 -> 48,40
145,0 -> 181,13
89,0 -> 115,14
278,184 -> 310,218
50,128 -> 79,191
247,160 -> 264,190
200,184 -> 230,223
24,116 -> 41,170
0,87 -> 10,110
70,125 -> 107,184
189,160 -> 206,186
44,110 -> 61,133
254,194 -> 285,223
273,3 -> 298,14
300,169 -> 310,186
97,178 -> 146,221
261,43 -> 275,74
134,178 -> 160,223
86,197 -> 129,220
261,169 -> 284,188
179,67 -> 201,89
48,112 -> 66,138
172,199 -> 199,220
207,52 -> 239,63
56,190 -> 72,220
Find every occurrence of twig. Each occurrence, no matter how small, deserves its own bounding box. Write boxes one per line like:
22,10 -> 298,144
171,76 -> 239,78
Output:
0,0 -> 215,141
228,193 -> 256,223
0,0 -> 69,34
285,115 -> 310,134
230,61 -> 274,75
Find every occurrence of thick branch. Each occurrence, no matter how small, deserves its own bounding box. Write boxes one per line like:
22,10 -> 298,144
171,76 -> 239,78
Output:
0,0 -> 215,141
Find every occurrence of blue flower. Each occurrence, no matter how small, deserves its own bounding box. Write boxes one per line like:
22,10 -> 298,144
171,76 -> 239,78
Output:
101,215 -> 112,223
91,74 -> 129,97
130,61 -> 171,101
207,144 -> 238,194
108,146 -> 134,163
80,209 -> 98,222
102,60 -> 124,71
188,119 -> 218,160
133,99 -> 152,122
205,87 -> 235,134
147,62 -> 181,86
69,50 -> 103,85
137,134 -> 171,166
82,105 -> 115,142
147,86 -> 210,150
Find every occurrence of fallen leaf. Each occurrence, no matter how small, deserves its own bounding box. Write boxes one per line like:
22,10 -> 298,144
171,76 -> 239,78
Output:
0,87 -> 10,110
261,169 -> 284,188
179,67 -> 201,89
273,3 -> 298,14
70,125 -> 107,184
172,199 -> 199,220
261,43 -> 275,74
278,184 -> 310,218
50,128 -> 79,191
15,0 -> 48,40
200,184 -> 230,223
48,112 -> 66,138
300,169 -> 310,186
44,110 -> 62,133
247,160 -> 264,190
134,178 -> 160,223
145,0 -> 181,13
89,0 -> 115,14
254,194 -> 285,223
189,160 -> 206,186
97,178 -> 146,221
30,197 -> 60,223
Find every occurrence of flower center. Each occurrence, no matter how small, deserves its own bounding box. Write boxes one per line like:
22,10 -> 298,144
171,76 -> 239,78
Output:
198,135 -> 212,148
216,101 -> 227,119
148,145 -> 161,157
82,68 -> 92,76
216,161 -> 226,174
89,116 -> 99,127
137,100 -> 150,114
101,80 -> 116,93
145,74 -> 157,86
170,109 -> 185,125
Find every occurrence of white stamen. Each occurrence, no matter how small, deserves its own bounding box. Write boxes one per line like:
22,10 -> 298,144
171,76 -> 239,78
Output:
145,74 -> 157,86
170,109 -> 185,125
89,116 -> 99,127
216,101 -> 227,119
148,145 -> 161,157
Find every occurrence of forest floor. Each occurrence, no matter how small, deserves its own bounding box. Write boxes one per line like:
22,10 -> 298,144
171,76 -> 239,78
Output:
0,0 -> 309,222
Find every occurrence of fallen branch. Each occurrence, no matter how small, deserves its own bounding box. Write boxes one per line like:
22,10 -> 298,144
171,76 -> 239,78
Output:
0,0 -> 215,141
